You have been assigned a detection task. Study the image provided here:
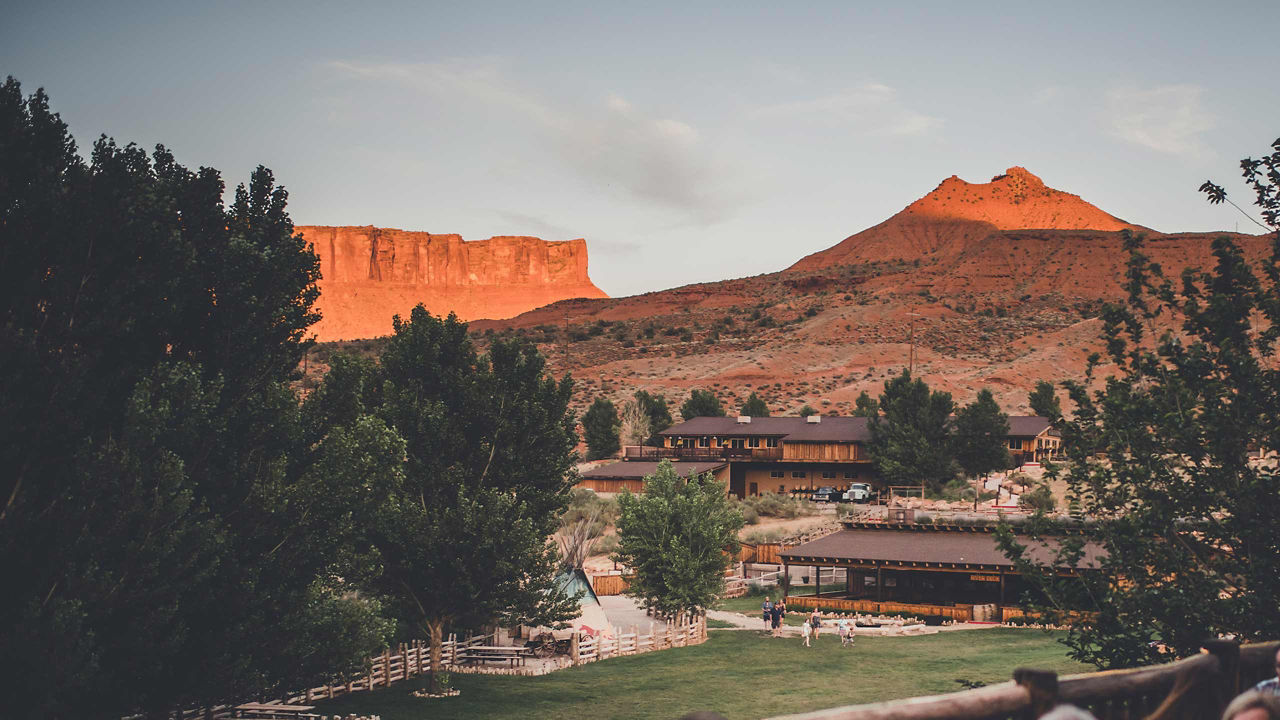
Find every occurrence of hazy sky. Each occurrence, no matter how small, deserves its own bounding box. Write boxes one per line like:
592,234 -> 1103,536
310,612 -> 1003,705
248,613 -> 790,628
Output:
5,2 -> 1277,296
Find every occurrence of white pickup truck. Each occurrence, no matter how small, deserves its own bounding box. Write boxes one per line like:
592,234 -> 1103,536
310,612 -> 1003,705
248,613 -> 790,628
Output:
841,483 -> 879,503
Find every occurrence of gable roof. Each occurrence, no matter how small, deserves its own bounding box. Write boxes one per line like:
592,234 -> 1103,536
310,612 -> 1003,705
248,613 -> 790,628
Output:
1007,416 -> 1054,437
659,416 -> 872,443
780,525 -> 1103,571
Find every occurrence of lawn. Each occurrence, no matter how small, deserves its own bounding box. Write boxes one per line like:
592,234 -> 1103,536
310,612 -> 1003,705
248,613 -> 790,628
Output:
312,629 -> 1089,719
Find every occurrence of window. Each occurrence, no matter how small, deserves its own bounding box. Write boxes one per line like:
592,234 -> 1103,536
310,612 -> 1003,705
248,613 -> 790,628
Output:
822,471 -> 836,479
766,438 -> 779,448
844,471 -> 857,479
791,471 -> 806,479
699,436 -> 710,448
769,470 -> 784,478
778,485 -> 786,493
748,437 -> 761,448
1008,438 -> 1021,450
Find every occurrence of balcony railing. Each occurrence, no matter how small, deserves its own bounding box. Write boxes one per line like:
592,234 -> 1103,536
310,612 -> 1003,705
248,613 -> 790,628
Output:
621,446 -> 783,462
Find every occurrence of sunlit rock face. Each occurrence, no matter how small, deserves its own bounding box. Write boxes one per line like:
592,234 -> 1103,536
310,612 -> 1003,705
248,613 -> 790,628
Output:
298,226 -> 607,340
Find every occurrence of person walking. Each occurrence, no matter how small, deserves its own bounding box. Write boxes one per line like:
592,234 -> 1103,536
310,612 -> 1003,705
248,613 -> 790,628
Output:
761,597 -> 774,632
801,619 -> 812,647
838,618 -> 851,647
770,599 -> 784,637
809,609 -> 822,641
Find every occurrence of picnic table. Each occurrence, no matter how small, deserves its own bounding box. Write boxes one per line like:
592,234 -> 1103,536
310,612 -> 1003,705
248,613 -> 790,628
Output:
455,645 -> 534,667
232,703 -> 318,719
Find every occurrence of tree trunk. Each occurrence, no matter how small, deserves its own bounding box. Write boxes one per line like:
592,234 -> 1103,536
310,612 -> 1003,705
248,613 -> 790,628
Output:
427,620 -> 445,694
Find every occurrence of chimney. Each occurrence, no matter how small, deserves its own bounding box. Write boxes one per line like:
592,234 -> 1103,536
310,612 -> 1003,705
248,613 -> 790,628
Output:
806,415 -> 821,424
737,416 -> 751,424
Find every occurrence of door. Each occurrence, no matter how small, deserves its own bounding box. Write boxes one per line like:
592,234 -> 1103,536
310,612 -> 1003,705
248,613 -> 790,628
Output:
729,465 -> 746,498
749,482 -> 759,496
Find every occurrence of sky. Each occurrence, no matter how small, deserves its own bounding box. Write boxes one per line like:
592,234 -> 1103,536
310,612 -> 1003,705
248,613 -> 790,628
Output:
5,1 -> 1277,297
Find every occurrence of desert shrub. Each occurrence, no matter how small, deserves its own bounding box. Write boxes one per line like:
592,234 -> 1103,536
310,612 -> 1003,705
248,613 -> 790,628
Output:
741,492 -> 815,519
1020,484 -> 1056,512
593,534 -> 620,556
740,506 -> 760,525
743,527 -> 787,544
562,488 -> 618,536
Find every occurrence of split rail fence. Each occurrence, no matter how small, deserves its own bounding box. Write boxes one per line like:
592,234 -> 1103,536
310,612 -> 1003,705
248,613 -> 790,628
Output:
572,614 -> 708,665
765,638 -> 1280,720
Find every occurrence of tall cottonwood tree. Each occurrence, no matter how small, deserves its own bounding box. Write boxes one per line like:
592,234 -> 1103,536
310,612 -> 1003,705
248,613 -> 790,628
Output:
614,461 -> 744,617
953,389 -> 1011,482
346,307 -> 581,691
0,77 -> 390,718
867,371 -> 957,492
1000,140 -> 1280,668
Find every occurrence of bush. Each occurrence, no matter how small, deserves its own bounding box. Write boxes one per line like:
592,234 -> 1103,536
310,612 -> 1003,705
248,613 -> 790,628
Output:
562,488 -> 618,536
1020,484 -> 1056,512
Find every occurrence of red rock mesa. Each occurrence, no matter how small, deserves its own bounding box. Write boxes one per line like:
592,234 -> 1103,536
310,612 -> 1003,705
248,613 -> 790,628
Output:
297,226 -> 607,340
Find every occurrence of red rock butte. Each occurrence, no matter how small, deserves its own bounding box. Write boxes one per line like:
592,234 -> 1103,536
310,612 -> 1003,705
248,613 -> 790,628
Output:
297,226 -> 607,340
790,167 -> 1151,270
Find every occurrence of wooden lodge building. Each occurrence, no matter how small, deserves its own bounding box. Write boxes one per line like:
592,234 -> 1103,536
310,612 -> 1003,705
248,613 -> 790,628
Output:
577,460 -> 728,494
596,414 -> 1061,498
778,521 -> 1103,622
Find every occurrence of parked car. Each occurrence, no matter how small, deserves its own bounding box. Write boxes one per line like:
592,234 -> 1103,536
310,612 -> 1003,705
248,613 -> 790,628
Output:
810,486 -> 841,502
841,483 -> 879,503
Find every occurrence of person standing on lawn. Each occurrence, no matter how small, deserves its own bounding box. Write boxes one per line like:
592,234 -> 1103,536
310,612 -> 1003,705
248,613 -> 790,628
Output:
761,597 -> 774,631
801,619 -> 812,647
770,600 -> 784,637
809,609 -> 822,640
837,618 -> 851,647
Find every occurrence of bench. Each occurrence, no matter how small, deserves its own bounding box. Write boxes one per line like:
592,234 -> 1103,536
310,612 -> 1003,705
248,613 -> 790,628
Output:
455,645 -> 533,668
232,703 -> 318,719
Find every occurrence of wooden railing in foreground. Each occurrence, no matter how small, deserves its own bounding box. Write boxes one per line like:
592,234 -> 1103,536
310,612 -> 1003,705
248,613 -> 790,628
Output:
763,639 -> 1280,720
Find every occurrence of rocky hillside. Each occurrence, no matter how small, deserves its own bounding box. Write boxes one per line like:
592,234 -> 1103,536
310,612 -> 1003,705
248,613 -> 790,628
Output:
302,170 -> 1269,418
297,225 -> 607,340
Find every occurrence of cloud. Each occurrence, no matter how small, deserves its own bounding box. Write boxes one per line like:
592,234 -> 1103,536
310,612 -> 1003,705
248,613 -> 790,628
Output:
327,58 -> 744,225
750,83 -> 943,136
1106,85 -> 1215,156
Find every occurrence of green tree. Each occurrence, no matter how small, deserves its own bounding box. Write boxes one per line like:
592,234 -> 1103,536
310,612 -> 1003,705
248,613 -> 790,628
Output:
681,389 -> 726,419
1028,380 -> 1062,420
614,461 -> 744,617
582,397 -> 621,460
798,404 -> 819,417
852,391 -> 880,417
952,389 -> 1011,485
867,371 -> 956,492
619,398 -> 652,447
739,392 -> 769,416
633,389 -> 673,445
0,77 -> 389,718
346,307 -> 581,691
1000,140 -> 1280,669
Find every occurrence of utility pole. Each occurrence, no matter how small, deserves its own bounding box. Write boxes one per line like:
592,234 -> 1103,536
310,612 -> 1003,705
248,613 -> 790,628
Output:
905,312 -> 921,376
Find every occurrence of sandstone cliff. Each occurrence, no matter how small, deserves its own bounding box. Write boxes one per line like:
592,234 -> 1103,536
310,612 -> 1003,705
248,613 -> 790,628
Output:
297,226 -> 607,340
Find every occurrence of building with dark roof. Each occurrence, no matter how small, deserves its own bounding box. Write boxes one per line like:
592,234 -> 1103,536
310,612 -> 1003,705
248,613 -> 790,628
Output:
577,460 -> 728,494
624,414 -> 1059,498
777,521 -> 1103,622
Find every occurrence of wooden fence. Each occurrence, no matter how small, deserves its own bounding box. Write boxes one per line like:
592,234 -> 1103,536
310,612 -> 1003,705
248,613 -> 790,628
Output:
592,573 -> 631,596
764,639 -> 1280,720
572,614 -> 708,665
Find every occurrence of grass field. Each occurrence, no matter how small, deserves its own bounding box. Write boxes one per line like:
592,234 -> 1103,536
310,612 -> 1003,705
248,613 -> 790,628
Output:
312,629 -> 1089,719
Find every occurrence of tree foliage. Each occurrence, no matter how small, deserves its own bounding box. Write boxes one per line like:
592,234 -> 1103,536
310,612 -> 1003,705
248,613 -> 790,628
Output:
620,398 -> 652,447
681,389 -> 726,419
633,389 -> 673,446
739,392 -> 769,417
1000,139 -> 1280,669
313,307 -> 581,690
1028,380 -> 1062,420
852,391 -> 880,417
952,389 -> 1011,480
614,461 -> 744,617
582,396 -> 621,460
0,77 -> 389,717
867,371 -> 956,492
797,404 -> 818,417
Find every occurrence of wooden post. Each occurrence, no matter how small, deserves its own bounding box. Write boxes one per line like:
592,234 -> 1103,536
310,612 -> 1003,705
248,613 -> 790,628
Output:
383,648 -> 391,686
571,632 -> 580,665
876,566 -> 883,601
1013,668 -> 1058,718
1204,638 -> 1242,714
815,566 -> 821,597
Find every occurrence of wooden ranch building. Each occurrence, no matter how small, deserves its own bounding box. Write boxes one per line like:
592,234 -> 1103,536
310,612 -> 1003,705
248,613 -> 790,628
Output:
577,460 -> 728,494
779,522 -> 1103,622
620,414 -> 1059,498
